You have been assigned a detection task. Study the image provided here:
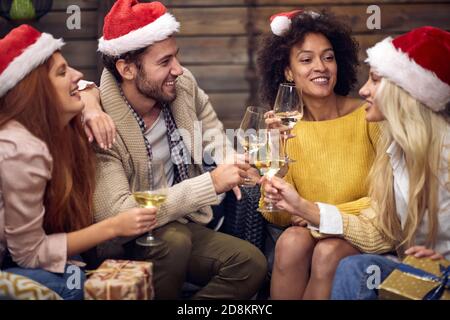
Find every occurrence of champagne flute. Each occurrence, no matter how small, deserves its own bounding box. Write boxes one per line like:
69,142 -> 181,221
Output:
237,106 -> 268,187
255,131 -> 288,213
273,83 -> 304,163
133,160 -> 168,247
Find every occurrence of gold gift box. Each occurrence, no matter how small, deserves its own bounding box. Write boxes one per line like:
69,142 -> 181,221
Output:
84,259 -> 154,300
379,256 -> 449,300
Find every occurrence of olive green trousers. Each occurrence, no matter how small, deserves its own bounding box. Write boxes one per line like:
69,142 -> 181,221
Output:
132,221 -> 268,300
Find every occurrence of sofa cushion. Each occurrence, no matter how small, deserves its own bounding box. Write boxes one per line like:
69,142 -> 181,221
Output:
0,271 -> 61,300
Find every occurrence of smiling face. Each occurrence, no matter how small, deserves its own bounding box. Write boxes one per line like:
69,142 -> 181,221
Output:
48,52 -> 84,126
359,68 -> 386,122
134,37 -> 183,104
285,33 -> 338,100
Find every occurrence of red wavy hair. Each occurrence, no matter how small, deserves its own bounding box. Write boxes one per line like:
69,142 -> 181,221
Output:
0,55 -> 95,233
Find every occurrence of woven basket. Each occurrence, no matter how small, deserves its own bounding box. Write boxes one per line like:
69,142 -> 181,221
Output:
222,186 -> 266,251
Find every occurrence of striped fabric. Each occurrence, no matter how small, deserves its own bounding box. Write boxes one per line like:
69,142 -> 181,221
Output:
0,271 -> 61,300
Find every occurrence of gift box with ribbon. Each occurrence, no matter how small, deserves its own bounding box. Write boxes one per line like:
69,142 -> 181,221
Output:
379,256 -> 449,300
84,259 -> 154,300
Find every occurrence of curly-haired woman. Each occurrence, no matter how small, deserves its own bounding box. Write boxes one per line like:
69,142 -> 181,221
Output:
257,10 -> 380,299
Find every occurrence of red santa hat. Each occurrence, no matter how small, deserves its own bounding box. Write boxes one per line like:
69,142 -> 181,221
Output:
270,9 -> 320,36
98,0 -> 180,57
0,24 -> 64,98
366,26 -> 450,112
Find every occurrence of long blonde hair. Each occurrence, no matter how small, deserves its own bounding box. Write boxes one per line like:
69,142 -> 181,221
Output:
369,79 -> 448,250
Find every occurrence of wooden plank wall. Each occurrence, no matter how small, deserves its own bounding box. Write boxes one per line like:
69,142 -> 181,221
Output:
1,0 -> 449,128
0,1 -> 100,85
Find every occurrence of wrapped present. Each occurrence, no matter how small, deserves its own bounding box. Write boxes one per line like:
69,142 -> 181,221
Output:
84,260 -> 154,300
379,256 -> 449,300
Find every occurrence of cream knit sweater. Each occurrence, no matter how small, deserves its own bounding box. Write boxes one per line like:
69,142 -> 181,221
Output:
93,68 -> 232,255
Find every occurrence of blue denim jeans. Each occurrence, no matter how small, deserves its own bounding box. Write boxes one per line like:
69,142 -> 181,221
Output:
4,263 -> 86,300
331,254 -> 399,300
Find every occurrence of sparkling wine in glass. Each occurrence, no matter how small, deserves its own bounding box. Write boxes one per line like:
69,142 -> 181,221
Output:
133,160 -> 168,247
273,83 -> 304,163
256,131 -> 288,213
237,106 -> 268,187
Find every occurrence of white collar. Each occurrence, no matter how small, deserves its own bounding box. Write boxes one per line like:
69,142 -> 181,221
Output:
386,141 -> 410,227
386,141 -> 403,171
386,141 -> 397,157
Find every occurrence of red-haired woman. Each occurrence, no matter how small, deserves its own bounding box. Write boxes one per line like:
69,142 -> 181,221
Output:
0,25 -> 157,299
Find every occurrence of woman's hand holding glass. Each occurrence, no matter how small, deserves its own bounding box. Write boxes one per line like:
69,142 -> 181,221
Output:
262,175 -> 302,215
112,207 -> 157,237
262,175 -> 320,226
264,111 -> 296,139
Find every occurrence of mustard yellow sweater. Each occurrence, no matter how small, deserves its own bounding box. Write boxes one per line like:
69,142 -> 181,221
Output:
261,105 -> 380,226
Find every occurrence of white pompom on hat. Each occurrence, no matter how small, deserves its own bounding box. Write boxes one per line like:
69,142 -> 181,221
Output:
270,9 -> 320,36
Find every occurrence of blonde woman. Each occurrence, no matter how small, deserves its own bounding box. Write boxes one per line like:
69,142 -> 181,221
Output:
263,26 -> 450,300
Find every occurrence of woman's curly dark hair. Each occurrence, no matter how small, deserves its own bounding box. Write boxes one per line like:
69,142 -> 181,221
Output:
257,11 -> 360,106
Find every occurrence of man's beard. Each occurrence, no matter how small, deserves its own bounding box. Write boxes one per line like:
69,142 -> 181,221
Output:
135,68 -> 177,104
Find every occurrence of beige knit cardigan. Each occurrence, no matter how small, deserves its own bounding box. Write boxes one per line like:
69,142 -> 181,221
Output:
92,68 -> 231,256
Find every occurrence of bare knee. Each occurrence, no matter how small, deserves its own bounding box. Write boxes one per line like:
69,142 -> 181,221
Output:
274,227 -> 315,271
311,238 -> 359,279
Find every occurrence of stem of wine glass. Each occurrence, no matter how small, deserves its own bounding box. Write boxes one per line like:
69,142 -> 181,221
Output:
145,231 -> 156,240
281,129 -> 291,160
262,169 -> 279,211
264,188 -> 275,210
